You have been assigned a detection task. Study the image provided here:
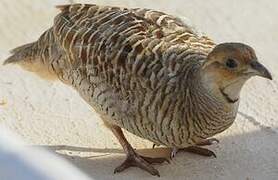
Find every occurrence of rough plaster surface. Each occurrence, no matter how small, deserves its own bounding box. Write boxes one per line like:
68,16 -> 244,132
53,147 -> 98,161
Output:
0,0 -> 278,179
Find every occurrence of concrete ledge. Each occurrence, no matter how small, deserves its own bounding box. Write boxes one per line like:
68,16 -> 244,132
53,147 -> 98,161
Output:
0,0 -> 277,179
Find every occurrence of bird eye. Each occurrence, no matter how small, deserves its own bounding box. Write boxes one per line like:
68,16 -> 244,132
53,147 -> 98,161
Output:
226,58 -> 238,69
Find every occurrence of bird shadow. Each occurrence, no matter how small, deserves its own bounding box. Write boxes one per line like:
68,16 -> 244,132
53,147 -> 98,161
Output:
35,126 -> 278,180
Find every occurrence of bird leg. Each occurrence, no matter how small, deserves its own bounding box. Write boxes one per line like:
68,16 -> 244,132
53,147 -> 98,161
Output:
170,138 -> 219,159
108,124 -> 169,177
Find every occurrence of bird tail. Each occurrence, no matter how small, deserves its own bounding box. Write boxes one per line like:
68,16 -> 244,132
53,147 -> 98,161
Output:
3,42 -> 37,66
3,39 -> 58,80
3,28 -> 60,80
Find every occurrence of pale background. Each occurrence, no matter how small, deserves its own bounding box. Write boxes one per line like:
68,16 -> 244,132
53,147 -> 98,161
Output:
0,0 -> 278,180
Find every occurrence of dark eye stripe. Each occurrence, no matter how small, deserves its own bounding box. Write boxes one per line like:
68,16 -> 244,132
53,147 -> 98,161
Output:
226,58 -> 238,69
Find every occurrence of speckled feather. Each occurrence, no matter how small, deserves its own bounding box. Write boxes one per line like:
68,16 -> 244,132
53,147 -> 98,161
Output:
5,4 -> 236,147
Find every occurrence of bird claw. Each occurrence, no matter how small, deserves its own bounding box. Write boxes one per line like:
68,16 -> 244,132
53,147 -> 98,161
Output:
170,138 -> 219,159
114,152 -> 169,177
183,146 -> 217,158
196,138 -> 219,146
152,143 -> 160,149
170,146 -> 217,158
170,147 -> 179,159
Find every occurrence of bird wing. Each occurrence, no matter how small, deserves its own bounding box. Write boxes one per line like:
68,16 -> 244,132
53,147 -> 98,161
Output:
53,4 -> 213,92
129,7 -> 215,49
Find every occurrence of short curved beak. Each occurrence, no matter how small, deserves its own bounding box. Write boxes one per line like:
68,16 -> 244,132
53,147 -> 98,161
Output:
250,61 -> 273,80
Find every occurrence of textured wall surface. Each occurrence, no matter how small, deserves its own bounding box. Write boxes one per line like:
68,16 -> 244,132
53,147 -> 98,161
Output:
0,0 -> 278,179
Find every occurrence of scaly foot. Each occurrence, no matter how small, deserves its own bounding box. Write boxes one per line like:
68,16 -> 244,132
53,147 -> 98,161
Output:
114,152 -> 169,177
170,138 -> 219,159
196,138 -> 219,146
171,146 -> 217,159
108,124 -> 169,176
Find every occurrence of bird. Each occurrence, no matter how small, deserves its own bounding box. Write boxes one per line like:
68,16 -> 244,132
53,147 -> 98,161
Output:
3,3 -> 272,177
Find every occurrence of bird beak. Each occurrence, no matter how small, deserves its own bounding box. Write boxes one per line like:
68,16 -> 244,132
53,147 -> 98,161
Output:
249,61 -> 272,80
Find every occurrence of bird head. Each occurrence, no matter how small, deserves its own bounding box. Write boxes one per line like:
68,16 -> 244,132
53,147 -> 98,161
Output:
201,42 -> 272,103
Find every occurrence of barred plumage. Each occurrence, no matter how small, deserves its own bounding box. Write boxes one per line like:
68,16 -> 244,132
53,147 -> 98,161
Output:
52,4 -> 222,146
4,4 -> 272,176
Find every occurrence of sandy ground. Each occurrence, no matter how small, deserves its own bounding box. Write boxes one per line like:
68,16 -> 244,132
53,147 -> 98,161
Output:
0,0 -> 278,179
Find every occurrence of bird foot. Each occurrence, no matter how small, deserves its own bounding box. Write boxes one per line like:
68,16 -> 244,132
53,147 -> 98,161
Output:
171,146 -> 216,159
170,138 -> 219,159
170,141 -> 219,159
114,152 -> 169,177
183,146 -> 217,157
196,138 -> 219,146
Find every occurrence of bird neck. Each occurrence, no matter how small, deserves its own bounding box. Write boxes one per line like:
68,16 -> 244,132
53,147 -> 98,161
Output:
198,69 -> 246,105
179,67 -> 239,139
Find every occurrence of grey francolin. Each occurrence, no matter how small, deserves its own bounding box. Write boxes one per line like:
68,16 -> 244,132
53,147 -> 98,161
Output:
3,4 -> 272,176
